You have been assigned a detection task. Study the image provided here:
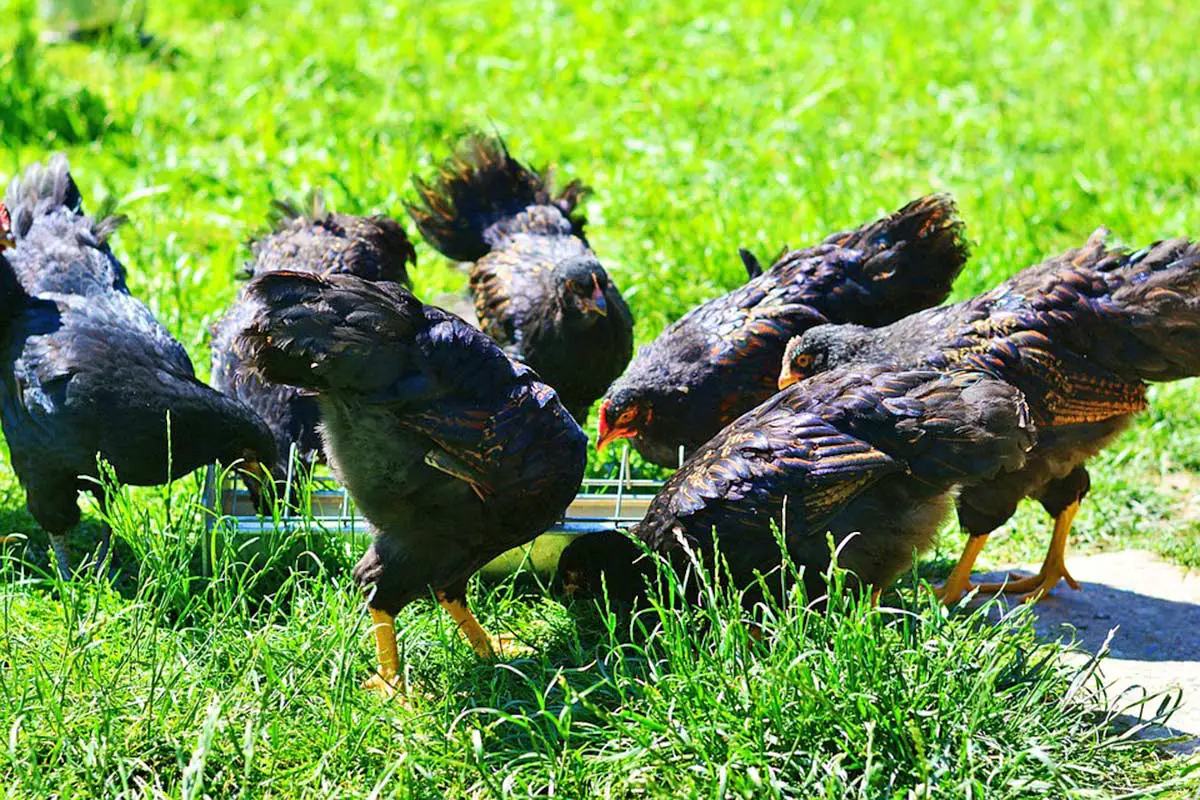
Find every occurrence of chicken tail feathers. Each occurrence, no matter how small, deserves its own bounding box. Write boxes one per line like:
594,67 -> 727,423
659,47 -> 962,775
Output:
244,192 -> 417,286
266,191 -> 329,234
236,271 -> 424,395
406,132 -> 588,262
2,156 -> 128,297
1082,235 -> 1200,382
825,193 -> 969,322
4,153 -> 86,242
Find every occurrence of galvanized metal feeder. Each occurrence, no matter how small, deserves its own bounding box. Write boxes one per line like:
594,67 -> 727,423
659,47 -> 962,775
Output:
201,444 -> 669,579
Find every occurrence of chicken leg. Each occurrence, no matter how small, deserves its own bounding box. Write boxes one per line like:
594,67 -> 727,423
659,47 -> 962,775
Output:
976,500 -> 1081,603
48,532 -> 73,581
86,493 -> 113,577
364,607 -> 405,698
934,534 -> 989,605
436,590 -> 524,659
90,524 -> 113,576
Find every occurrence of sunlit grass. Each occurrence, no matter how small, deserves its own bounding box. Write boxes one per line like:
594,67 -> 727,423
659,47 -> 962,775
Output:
1,0 -> 1198,794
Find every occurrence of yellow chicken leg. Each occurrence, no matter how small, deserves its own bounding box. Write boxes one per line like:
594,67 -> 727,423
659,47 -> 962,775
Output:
364,607 -> 406,698
934,534 -> 989,605
436,591 -> 525,659
977,500 -> 1082,603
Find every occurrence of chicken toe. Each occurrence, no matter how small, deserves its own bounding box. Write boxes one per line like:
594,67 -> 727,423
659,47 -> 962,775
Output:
437,591 -> 528,660
976,500 -> 1082,603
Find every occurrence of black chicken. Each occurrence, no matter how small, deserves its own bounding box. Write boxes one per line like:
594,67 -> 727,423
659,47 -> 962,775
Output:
558,365 -> 1034,606
596,195 -> 968,467
210,195 -> 416,496
779,230 -> 1200,603
407,133 -> 634,422
0,155 -> 277,579
234,271 -> 586,695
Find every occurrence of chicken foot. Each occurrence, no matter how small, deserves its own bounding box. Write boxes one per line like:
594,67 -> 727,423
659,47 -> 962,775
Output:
976,499 -> 1081,602
364,607 -> 406,698
934,533 -> 989,605
48,532 -> 73,581
436,591 -> 525,659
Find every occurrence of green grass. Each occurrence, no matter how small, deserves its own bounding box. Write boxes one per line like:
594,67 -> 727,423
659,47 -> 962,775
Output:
1,0 -> 1199,795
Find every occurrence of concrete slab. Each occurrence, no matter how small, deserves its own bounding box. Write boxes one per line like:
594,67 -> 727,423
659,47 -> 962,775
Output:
970,550 -> 1200,754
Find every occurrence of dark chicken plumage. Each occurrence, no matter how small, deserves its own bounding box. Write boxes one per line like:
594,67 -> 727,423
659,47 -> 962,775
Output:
234,270 -> 586,695
597,195 -> 969,466
0,156 -> 277,579
408,133 -> 634,422
559,365 -> 1034,605
210,195 -> 416,497
779,229 -> 1200,602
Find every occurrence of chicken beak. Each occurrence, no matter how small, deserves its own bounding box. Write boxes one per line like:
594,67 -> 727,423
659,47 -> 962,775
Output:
596,422 -> 635,453
596,425 -> 624,453
240,458 -> 270,484
596,400 -> 630,453
597,411 -> 614,453
777,363 -> 799,390
580,277 -> 608,318
238,457 -> 274,503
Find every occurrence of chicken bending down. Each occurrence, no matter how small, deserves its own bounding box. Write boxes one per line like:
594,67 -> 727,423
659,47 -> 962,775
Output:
210,194 -> 416,505
558,365 -> 1034,608
235,271 -> 586,696
780,230 -> 1200,603
0,155 -> 277,579
408,132 -> 634,423
597,194 -> 969,467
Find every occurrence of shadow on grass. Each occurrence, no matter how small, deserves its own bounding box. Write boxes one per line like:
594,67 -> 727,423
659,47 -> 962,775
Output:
0,505 -> 136,588
0,494 -> 353,621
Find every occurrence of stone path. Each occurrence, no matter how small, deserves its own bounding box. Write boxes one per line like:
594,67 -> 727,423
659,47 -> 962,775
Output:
971,550 -> 1200,755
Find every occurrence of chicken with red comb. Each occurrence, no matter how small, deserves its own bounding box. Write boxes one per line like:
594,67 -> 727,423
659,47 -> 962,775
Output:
597,195 -> 968,466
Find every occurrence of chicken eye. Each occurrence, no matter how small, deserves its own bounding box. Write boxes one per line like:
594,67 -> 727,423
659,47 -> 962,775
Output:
617,408 -> 639,426
793,353 -> 814,370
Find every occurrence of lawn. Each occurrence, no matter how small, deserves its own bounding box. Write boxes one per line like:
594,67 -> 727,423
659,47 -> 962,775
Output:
2,0 -> 1199,796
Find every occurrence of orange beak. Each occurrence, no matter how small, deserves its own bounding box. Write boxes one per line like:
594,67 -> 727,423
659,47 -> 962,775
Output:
596,399 -> 632,453
777,362 -> 800,390
239,457 -> 271,483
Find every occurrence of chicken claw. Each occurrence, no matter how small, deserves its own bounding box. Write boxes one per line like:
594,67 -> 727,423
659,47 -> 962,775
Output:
437,592 -> 531,659
975,500 -> 1082,603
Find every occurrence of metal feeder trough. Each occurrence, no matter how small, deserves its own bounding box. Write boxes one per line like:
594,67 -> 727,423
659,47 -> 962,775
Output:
201,443 -> 671,579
